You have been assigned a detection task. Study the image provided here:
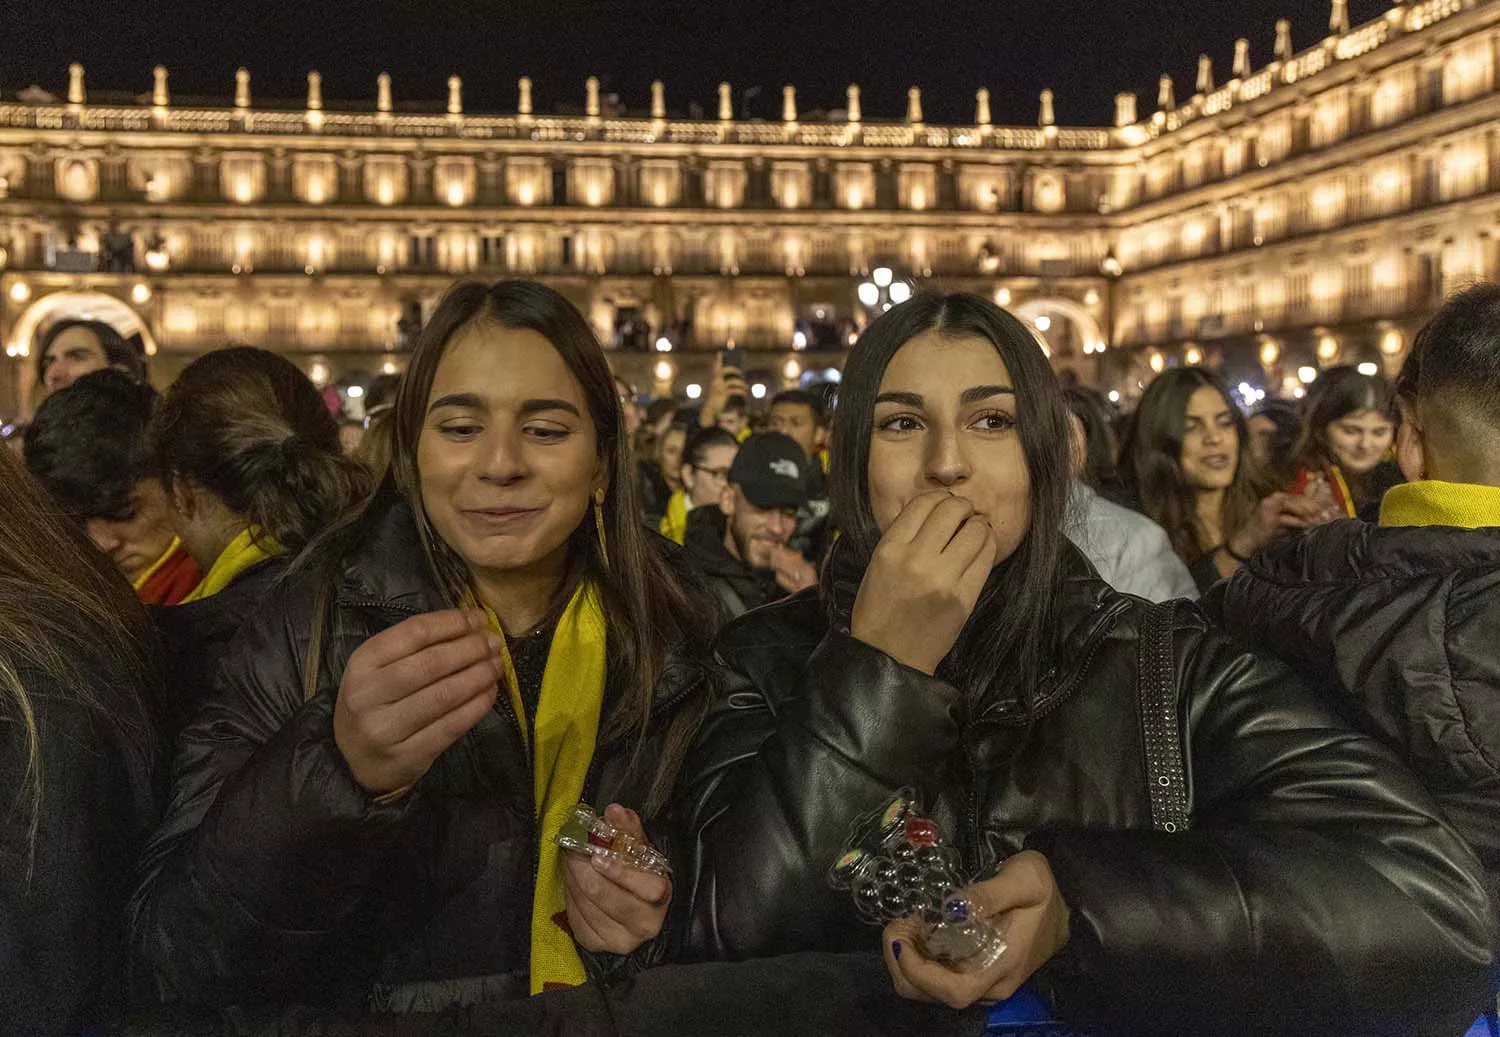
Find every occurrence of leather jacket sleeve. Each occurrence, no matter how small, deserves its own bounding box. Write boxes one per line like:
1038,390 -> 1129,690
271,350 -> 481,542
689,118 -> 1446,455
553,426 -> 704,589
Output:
127,595 -> 422,1007
675,627 -> 961,960
1031,622 -> 1495,1036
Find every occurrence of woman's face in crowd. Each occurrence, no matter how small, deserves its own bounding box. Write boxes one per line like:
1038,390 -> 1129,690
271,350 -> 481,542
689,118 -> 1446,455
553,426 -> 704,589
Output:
1180,386 -> 1239,492
418,323 -> 603,577
866,330 -> 1028,567
658,427 -> 686,491
1325,408 -> 1394,475
1246,413 -> 1278,467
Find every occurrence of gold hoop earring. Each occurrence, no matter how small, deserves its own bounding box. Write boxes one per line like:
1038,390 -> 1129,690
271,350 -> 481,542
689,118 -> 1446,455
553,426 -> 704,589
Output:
593,488 -> 610,569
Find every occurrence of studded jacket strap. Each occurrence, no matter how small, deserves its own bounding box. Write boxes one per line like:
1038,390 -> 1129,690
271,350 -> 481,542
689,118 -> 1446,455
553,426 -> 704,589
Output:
1137,601 -> 1190,833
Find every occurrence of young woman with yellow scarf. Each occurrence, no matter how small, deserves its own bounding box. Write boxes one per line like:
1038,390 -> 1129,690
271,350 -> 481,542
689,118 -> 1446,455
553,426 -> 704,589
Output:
129,282 -> 721,1012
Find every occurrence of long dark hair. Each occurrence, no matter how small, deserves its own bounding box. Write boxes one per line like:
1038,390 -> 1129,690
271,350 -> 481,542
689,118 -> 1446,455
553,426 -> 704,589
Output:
150,347 -> 371,555
0,450 -> 157,873
303,280 -> 716,812
1124,367 -> 1273,561
1292,365 -> 1396,504
826,292 -> 1071,710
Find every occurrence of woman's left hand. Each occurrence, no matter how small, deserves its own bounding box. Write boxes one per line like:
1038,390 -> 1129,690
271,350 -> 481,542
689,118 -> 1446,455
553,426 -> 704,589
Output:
563,804 -> 672,954
882,850 -> 1070,1009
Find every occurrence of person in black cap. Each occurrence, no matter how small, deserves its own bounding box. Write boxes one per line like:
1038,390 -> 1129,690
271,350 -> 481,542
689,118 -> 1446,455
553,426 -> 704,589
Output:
684,431 -> 818,619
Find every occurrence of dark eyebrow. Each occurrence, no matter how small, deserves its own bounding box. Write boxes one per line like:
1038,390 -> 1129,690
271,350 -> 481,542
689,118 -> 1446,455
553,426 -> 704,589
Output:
518,398 -> 582,419
960,385 -> 1016,405
874,391 -> 924,408
427,394 -> 582,420
427,392 -> 485,415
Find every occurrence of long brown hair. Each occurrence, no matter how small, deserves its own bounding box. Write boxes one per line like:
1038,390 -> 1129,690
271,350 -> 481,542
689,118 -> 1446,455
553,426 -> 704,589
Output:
149,346 -> 370,555
1125,367 -> 1275,561
301,280 -> 717,812
0,449 -> 157,873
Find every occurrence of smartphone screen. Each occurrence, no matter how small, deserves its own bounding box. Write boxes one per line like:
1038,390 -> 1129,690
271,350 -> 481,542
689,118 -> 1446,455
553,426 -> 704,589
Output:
721,347 -> 747,373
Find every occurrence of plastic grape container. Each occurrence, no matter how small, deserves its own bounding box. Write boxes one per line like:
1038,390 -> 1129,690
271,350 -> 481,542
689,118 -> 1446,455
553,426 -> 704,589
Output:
556,803 -> 672,877
829,789 -> 1006,970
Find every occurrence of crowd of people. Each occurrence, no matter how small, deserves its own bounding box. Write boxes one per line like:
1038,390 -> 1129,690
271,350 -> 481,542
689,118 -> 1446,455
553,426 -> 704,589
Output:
3,277 -> 1500,1036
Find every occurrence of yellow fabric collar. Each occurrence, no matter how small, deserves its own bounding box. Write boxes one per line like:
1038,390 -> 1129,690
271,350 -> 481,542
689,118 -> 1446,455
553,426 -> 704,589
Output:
132,536 -> 185,592
181,528 -> 279,603
1379,481 -> 1500,529
479,582 -> 608,994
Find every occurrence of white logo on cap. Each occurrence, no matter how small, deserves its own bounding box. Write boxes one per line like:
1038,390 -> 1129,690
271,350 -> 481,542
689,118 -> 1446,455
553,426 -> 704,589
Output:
770,459 -> 801,479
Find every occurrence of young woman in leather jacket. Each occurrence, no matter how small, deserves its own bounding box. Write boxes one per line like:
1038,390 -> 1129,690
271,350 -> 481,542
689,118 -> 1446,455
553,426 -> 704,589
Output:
673,292 -> 1496,1036
128,281 -> 720,1013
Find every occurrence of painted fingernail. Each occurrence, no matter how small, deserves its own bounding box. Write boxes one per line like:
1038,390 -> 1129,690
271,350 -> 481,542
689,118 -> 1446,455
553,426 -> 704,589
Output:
591,853 -> 612,873
892,940 -> 902,961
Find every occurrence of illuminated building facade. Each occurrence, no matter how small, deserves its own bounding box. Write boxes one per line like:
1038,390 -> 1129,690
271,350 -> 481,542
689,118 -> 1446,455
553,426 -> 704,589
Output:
1,0 -> 1497,415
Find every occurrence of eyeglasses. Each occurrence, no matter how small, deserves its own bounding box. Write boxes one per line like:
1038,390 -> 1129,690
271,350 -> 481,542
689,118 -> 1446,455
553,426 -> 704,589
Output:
692,464 -> 731,481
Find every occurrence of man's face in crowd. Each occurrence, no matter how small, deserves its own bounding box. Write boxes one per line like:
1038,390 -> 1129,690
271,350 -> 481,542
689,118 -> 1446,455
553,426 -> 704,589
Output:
720,485 -> 798,571
86,478 -> 178,582
718,408 -> 749,438
681,442 -> 738,510
770,402 -> 823,460
42,326 -> 111,393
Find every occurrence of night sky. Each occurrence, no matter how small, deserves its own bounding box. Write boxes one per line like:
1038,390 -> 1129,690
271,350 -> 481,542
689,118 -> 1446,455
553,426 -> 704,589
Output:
3,0 -> 1393,126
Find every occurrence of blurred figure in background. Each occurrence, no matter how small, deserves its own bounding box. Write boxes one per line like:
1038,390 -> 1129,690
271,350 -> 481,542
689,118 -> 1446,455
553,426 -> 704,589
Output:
1210,282 -> 1500,900
1246,398 -> 1302,486
0,450 -> 161,1035
147,347 -> 371,729
23,370 -> 201,604
356,372 -> 404,475
1289,365 -> 1403,521
1063,387 -> 1196,601
34,319 -> 148,396
660,426 -> 740,545
684,431 -> 816,618
1124,368 -> 1333,593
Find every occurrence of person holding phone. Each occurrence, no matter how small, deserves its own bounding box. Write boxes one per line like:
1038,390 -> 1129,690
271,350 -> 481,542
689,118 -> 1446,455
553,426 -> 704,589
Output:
700,351 -> 753,441
674,292 -> 1494,1035
128,281 -> 722,1012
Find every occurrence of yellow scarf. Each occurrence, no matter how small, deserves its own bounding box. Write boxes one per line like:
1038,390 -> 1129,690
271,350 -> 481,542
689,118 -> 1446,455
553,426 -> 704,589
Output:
131,536 -> 186,592
182,528 -> 280,603
479,582 -> 608,995
1380,480 -> 1500,529
658,489 -> 690,545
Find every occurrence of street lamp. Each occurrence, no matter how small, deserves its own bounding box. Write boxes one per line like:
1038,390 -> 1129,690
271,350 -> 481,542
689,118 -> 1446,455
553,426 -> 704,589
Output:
857,267 -> 911,315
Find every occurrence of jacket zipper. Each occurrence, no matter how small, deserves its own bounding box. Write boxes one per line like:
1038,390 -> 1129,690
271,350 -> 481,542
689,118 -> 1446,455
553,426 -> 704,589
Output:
957,596 -> 1133,877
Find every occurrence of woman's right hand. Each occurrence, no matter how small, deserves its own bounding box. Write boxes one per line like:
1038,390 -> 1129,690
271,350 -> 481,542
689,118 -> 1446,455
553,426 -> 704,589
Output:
333,609 -> 504,795
850,491 -> 995,676
1228,491 -> 1337,559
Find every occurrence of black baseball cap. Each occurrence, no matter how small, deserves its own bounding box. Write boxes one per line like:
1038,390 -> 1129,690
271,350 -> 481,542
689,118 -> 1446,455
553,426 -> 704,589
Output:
728,432 -> 810,511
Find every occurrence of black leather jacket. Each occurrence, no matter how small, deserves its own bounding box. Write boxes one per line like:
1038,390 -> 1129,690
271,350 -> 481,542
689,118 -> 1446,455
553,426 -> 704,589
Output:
128,495 -> 714,1012
674,551 -> 1496,1036
1205,519 -> 1500,897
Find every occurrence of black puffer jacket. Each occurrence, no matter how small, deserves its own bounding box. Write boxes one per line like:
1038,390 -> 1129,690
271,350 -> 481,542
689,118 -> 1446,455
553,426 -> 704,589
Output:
149,557 -> 284,735
675,549 -> 1496,1036
1205,519 -> 1500,894
128,496 -> 714,1012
